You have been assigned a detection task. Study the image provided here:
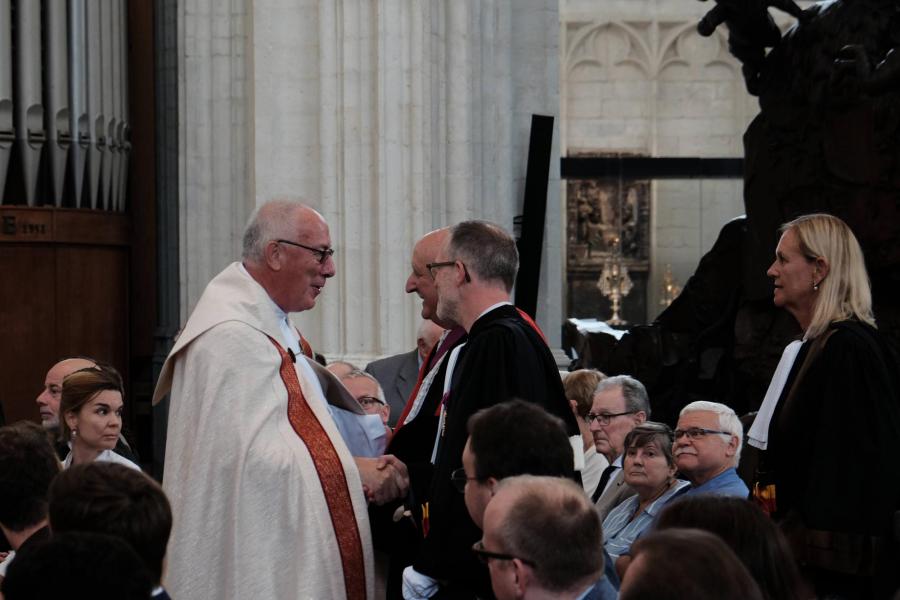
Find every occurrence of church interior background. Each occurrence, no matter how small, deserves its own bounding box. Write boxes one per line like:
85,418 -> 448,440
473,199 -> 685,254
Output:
0,0 -> 811,475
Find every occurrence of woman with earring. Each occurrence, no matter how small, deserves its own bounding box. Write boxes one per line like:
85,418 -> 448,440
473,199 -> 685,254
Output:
748,213 -> 900,598
59,365 -> 141,471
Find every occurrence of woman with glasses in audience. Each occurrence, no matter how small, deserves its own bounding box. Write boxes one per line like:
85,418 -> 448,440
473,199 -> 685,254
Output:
748,213 -> 900,597
59,365 -> 141,471
601,423 -> 688,570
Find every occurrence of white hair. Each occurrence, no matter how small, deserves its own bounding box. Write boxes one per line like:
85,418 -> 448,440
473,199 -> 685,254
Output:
241,199 -> 307,262
679,401 -> 743,467
341,369 -> 385,404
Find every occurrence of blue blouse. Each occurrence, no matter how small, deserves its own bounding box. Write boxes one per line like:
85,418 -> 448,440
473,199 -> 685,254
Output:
602,479 -> 690,559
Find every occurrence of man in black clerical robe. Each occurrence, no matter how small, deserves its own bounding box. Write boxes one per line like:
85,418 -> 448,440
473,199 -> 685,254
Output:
401,220 -> 579,600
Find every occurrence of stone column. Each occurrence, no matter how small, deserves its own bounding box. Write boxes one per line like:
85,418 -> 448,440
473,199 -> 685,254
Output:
181,0 -> 563,362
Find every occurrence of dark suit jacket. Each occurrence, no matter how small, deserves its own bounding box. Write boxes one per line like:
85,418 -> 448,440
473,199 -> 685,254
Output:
365,349 -> 419,427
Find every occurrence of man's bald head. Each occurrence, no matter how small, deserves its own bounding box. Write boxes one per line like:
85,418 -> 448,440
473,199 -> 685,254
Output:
405,228 -> 455,328
36,358 -> 97,428
241,199 -> 336,313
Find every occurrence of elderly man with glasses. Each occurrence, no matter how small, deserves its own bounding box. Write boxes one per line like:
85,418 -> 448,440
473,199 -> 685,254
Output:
673,401 -> 749,498
587,375 -> 651,521
153,199 -> 408,599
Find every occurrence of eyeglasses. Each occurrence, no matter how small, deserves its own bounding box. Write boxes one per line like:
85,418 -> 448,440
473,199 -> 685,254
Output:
450,467 -> 478,493
357,396 -> 385,408
275,239 -> 335,264
673,427 -> 733,440
585,410 -> 636,426
472,540 -> 535,567
425,261 -> 472,283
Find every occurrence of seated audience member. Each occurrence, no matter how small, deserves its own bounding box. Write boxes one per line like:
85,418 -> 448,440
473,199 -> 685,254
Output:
620,528 -> 765,600
35,357 -> 138,462
563,369 -> 610,495
340,369 -> 391,427
1,531 -> 153,600
460,399 -> 617,599
366,319 -> 445,426
59,364 -> 141,470
602,423 -> 689,563
325,359 -> 358,380
655,495 -> 808,600
0,422 -> 60,579
673,401 -> 748,497
478,476 -> 605,600
588,375 -> 649,520
48,463 -> 173,600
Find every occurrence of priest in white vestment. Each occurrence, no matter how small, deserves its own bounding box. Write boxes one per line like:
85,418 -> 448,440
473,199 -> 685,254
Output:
153,201 -> 406,599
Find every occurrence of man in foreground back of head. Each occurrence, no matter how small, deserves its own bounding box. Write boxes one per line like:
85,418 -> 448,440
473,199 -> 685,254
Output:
0,421 -> 59,581
480,476 -> 605,600
49,462 -> 172,599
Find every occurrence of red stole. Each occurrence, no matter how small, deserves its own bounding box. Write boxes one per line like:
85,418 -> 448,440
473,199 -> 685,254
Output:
267,336 -> 366,600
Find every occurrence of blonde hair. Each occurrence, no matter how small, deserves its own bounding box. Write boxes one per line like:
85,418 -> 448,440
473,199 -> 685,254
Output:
781,214 -> 875,339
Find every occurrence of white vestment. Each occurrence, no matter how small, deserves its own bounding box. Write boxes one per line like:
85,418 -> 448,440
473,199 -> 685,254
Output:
153,263 -> 375,599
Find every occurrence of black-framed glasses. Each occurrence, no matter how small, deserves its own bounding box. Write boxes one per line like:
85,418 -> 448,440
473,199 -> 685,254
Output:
425,261 -> 472,283
472,540 -> 535,567
585,410 -> 636,426
673,427 -> 732,440
275,239 -> 335,264
357,396 -> 385,408
450,467 -> 478,493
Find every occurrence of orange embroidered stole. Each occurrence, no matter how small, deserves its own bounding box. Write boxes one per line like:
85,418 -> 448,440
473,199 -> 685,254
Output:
268,336 -> 366,599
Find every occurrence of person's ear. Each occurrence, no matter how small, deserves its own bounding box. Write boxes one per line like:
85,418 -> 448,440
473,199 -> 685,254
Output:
64,411 -> 79,432
814,256 -> 830,287
634,410 -> 647,425
487,476 -> 499,497
725,434 -> 739,457
264,240 -> 284,271
511,559 -> 531,598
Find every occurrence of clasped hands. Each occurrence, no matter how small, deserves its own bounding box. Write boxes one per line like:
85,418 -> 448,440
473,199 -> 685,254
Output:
355,454 -> 409,505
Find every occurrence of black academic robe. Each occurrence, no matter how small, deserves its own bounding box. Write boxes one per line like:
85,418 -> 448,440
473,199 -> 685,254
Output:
763,320 -> 900,596
372,328 -> 468,599
413,304 -> 579,599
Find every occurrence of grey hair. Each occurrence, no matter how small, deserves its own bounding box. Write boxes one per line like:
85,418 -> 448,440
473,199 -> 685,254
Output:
594,375 -> 651,418
446,221 -> 519,291
679,401 -> 743,467
341,369 -> 385,403
241,200 -> 305,262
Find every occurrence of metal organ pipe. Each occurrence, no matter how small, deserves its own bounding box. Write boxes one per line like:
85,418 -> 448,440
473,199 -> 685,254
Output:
46,0 -> 71,207
15,0 -> 44,207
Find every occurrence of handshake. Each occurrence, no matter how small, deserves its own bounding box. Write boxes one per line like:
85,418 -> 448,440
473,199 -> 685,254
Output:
355,455 -> 410,505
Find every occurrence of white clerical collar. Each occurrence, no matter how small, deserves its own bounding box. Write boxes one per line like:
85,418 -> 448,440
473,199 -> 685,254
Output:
474,301 -> 513,322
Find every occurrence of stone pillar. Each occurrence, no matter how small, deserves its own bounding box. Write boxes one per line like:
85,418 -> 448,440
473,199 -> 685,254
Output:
178,0 -> 253,318
180,0 -> 562,363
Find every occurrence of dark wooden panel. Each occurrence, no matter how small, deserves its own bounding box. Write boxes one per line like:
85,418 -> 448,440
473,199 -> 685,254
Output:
0,246 -> 58,424
55,246 -> 130,374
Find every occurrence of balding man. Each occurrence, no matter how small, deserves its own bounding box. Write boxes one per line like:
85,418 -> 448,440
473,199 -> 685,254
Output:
36,357 -> 138,463
480,476 -> 607,600
152,200 -> 407,599
403,220 -> 578,599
